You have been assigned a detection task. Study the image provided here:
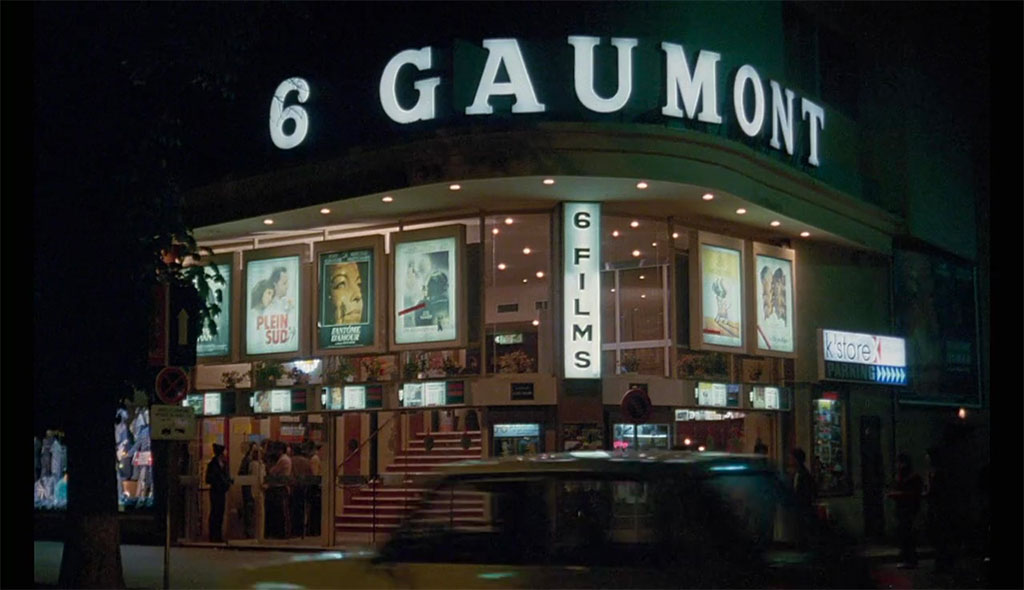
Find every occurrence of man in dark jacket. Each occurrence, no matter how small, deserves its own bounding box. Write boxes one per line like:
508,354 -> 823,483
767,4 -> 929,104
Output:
887,452 -> 923,568
206,443 -> 233,542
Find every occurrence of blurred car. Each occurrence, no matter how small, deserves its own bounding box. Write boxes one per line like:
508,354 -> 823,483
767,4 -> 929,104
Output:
222,450 -> 877,589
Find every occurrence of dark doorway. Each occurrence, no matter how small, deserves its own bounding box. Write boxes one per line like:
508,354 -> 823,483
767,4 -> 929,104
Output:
860,415 -> 885,539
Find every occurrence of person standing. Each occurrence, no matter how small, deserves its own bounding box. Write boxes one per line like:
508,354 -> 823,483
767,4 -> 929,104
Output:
924,446 -> 956,573
266,441 -> 292,538
791,447 -> 816,549
289,443 -> 313,537
237,442 -> 261,538
887,452 -> 923,568
205,443 -> 233,542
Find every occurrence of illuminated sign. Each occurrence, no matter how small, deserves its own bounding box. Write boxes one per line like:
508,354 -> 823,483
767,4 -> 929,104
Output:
695,382 -> 741,408
563,202 -> 601,378
818,329 -> 907,385
196,263 -> 231,358
270,38 -> 826,166
245,255 -> 301,356
493,423 -> 541,438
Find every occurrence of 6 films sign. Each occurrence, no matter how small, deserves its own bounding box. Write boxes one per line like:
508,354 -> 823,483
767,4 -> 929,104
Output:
563,203 -> 601,378
755,254 -> 794,353
196,263 -> 231,358
394,236 -> 457,344
246,256 -> 300,355
318,249 -> 374,349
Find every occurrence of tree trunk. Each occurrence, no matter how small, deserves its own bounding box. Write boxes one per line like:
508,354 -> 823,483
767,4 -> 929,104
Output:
58,513 -> 125,589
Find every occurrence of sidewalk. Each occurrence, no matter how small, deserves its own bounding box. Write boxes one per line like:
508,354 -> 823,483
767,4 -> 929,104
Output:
36,540 -> 991,589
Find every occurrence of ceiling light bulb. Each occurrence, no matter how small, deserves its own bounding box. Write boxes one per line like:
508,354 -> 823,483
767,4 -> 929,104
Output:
800,231 -> 811,238
612,230 -> 620,237
639,275 -> 645,280
630,220 -> 640,228
522,278 -> 528,283
532,319 -> 540,326
702,193 -> 714,201
610,288 -> 616,293
492,228 -> 500,235
770,220 -> 781,227
543,178 -> 555,185
641,294 -> 647,299
535,271 -> 544,278
522,247 -> 531,255
736,208 -> 747,215
382,195 -> 394,203
636,181 -> 649,190
497,263 -> 507,270
504,217 -> 514,225
632,250 -> 641,257
263,219 -> 274,225
320,208 -> 331,214
672,232 -> 679,238
651,242 -> 657,247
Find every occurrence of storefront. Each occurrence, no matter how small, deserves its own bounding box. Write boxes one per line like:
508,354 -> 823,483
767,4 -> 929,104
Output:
134,2 -> 984,548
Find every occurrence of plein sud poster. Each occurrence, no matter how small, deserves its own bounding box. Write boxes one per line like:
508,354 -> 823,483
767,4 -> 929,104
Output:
318,248 -> 374,349
246,256 -> 300,355
394,236 -> 457,344
754,254 -> 794,353
700,243 -> 743,348
196,263 -> 231,358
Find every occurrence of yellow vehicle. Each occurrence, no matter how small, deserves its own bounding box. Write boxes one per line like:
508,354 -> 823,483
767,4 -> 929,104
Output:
222,450 -> 876,589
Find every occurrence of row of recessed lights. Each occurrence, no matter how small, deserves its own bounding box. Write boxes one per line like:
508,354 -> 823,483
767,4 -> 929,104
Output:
268,184 -> 810,239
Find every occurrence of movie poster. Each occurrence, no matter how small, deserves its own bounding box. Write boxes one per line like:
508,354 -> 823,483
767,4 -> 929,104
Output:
394,236 -> 457,344
755,254 -> 794,353
700,244 -> 743,348
318,248 -> 374,349
245,256 -> 300,355
196,263 -> 231,358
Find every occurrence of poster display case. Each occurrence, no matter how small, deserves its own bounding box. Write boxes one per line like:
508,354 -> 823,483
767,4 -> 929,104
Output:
748,242 -> 797,357
689,231 -> 747,353
812,391 -> 850,496
313,235 -> 386,356
195,252 -> 238,362
390,225 -> 468,351
241,245 -> 310,361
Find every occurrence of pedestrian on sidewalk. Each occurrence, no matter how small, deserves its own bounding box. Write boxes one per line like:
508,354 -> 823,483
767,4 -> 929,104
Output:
887,452 -> 923,568
924,446 -> 957,573
205,443 -> 233,543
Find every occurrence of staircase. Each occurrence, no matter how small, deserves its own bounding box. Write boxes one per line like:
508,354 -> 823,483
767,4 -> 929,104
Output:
335,429 -> 485,544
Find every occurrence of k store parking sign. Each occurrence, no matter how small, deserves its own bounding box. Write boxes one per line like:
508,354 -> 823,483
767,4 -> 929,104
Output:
817,329 -> 907,385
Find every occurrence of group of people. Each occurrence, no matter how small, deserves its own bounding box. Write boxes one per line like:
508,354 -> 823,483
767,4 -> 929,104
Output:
886,447 -> 960,572
205,437 -> 323,542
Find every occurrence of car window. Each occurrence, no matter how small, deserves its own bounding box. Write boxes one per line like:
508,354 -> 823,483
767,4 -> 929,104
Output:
386,474 -> 669,567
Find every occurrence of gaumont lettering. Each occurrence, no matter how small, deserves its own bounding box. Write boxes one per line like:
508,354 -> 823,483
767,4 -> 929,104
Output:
564,203 -> 601,378
271,37 -> 827,166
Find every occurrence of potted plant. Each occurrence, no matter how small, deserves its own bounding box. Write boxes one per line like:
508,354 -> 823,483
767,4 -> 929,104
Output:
288,366 -> 310,385
220,370 -> 244,389
497,350 -> 534,373
323,356 -> 355,386
402,358 -> 420,381
362,357 -> 384,382
251,360 -> 285,387
442,355 -> 463,376
620,352 -> 640,374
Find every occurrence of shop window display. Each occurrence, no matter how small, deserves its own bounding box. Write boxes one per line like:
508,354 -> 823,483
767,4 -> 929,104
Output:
34,429 -> 68,510
812,395 -> 849,495
116,403 -> 155,509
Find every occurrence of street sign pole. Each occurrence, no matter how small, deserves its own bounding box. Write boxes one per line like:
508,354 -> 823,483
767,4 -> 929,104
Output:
163,439 -> 171,590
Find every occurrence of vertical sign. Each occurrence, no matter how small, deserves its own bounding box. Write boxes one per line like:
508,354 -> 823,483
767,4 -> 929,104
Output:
700,243 -> 743,348
318,249 -> 374,349
564,202 -> 601,378
753,248 -> 795,354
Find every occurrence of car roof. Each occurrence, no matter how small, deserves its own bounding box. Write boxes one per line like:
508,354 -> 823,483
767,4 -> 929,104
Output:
425,450 -> 777,479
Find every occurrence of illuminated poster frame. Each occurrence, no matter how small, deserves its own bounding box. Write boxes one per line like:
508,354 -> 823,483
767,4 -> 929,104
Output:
389,225 -> 467,351
241,245 -> 310,361
690,231 -> 747,353
195,252 -> 238,363
313,235 -> 386,356
748,242 -> 797,358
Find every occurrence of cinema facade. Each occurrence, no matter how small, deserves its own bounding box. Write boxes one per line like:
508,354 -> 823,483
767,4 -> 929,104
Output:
159,3 -> 986,547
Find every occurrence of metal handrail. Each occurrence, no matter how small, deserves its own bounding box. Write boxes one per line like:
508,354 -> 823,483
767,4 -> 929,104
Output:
336,411 -> 400,484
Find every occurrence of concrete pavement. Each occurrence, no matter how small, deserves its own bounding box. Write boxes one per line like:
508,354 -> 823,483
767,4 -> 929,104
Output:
35,540 -> 991,589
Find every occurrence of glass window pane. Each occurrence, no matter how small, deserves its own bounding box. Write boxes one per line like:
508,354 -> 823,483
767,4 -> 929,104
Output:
618,268 -> 664,342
